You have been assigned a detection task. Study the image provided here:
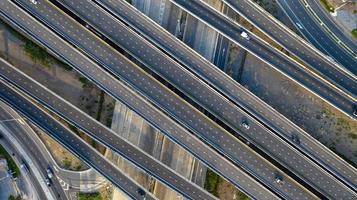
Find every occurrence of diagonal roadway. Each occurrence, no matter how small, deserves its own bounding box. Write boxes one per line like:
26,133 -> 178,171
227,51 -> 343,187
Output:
276,0 -> 357,75
58,0 -> 357,196
0,1 -> 279,199
170,0 -> 357,119
0,104 -> 68,200
0,58 -> 216,200
305,0 -> 357,51
13,0 -> 322,198
221,0 -> 357,96
0,81 -> 156,200
90,0 -> 357,192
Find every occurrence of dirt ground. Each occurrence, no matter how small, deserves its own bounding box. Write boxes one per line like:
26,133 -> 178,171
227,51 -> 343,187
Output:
241,53 -> 357,165
0,20 -> 115,169
217,179 -> 249,200
35,127 -> 85,171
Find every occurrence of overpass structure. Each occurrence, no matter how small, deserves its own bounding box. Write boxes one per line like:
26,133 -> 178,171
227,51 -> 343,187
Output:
0,57 -> 218,200
221,0 -> 356,96
1,0 -> 356,199
12,0 -> 334,198
0,1 -> 282,199
170,0 -> 356,120
59,0 -> 357,196
90,0 -> 357,193
276,0 -> 357,74
0,82 -> 156,200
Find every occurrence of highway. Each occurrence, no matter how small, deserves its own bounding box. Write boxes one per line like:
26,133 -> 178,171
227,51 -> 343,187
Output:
0,2 -> 280,199
170,0 -> 356,119
0,104 -> 67,200
81,0 -> 357,194
221,0 -> 357,97
276,0 -> 357,75
0,81 -> 156,200
304,0 -> 357,51
0,58 -> 217,200
14,0 -> 321,199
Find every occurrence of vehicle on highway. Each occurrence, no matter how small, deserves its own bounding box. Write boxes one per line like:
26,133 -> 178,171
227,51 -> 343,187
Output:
241,120 -> 250,130
275,174 -> 283,184
240,31 -> 250,40
291,134 -> 300,145
295,23 -> 303,29
46,167 -> 53,179
20,160 -> 29,174
29,0 -> 38,5
45,178 -> 51,186
137,188 -> 146,197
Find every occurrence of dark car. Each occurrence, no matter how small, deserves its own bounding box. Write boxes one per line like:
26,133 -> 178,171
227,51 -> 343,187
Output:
291,134 -> 300,145
137,188 -> 146,197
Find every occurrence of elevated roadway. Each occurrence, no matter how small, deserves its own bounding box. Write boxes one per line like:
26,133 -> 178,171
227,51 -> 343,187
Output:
276,0 -> 357,75
0,2 -> 280,199
170,0 -> 356,120
221,0 -> 356,97
0,81 -> 156,200
65,0 -> 357,195
0,58 -> 219,199
15,0 -> 321,198
89,1 -> 357,193
0,52 -> 217,200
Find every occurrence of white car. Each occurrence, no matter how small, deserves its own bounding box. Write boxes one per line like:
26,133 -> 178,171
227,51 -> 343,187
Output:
240,31 -> 250,40
45,178 -> 51,186
296,23 -> 303,29
241,121 -> 250,130
46,168 -> 53,179
275,174 -> 283,184
30,0 -> 38,5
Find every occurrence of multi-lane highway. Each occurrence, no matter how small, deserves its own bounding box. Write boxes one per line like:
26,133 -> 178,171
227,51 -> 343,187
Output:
276,0 -> 357,75
0,57 -> 216,200
1,0 -> 355,199
13,0 -> 327,199
57,0 -> 355,195
0,2 -> 281,199
0,104 -> 67,200
221,0 -> 357,96
92,0 -> 357,191
304,0 -> 357,52
0,81 -> 156,200
170,0 -> 356,119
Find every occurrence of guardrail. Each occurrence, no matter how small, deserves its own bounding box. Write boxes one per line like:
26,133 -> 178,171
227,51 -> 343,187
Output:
301,0 -> 357,58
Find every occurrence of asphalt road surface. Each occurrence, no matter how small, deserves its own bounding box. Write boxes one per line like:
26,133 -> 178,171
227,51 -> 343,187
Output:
170,0 -> 356,120
222,0 -> 356,97
276,0 -> 357,75
0,81 -> 157,200
74,0 -> 357,196
0,104 -> 67,200
0,2 -> 279,198
92,0 -> 357,193
18,0 -> 320,198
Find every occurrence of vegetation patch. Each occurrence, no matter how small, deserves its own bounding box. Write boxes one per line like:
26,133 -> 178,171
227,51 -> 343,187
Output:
204,169 -> 220,197
236,191 -> 250,200
0,143 -> 20,178
8,195 -> 22,200
352,29 -> 357,39
23,40 -> 52,68
78,192 -> 102,200
79,76 -> 90,88
319,0 -> 334,12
